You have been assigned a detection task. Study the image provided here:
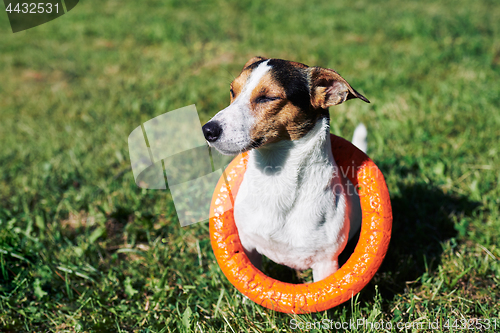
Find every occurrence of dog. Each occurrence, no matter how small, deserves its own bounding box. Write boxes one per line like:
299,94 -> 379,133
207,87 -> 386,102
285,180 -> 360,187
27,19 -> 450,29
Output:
202,57 -> 369,282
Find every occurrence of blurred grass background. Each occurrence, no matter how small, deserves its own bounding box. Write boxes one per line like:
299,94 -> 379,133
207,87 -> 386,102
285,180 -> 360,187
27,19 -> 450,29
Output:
0,0 -> 499,331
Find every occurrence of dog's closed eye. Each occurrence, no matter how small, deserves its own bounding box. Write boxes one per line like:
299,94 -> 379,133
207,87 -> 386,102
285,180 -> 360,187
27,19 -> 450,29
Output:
255,96 -> 281,103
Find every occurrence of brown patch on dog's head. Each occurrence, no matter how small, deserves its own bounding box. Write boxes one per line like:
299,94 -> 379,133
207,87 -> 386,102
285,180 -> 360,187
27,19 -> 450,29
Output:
248,63 -> 321,144
229,57 -> 268,103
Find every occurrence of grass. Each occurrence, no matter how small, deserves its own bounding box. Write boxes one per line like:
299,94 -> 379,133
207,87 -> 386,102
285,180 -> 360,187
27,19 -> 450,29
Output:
0,0 -> 499,331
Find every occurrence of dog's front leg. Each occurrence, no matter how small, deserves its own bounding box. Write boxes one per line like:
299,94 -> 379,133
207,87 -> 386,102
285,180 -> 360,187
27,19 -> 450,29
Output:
312,260 -> 339,282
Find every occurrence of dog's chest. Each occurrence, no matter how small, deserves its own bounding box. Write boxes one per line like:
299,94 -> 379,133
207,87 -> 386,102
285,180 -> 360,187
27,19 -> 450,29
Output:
233,150 -> 349,270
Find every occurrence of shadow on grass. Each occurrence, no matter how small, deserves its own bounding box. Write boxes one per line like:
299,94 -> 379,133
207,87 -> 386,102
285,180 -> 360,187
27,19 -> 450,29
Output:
260,182 -> 479,303
368,182 -> 479,300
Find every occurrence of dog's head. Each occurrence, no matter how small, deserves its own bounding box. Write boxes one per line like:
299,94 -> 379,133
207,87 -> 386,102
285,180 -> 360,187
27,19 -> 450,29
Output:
203,57 -> 369,155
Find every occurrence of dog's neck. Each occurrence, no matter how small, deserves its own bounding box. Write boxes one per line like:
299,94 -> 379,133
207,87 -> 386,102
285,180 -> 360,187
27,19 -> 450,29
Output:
248,117 -> 335,179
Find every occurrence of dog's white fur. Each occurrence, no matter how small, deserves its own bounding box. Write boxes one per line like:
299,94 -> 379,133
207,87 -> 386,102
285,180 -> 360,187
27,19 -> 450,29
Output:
235,117 -> 363,282
207,60 -> 365,282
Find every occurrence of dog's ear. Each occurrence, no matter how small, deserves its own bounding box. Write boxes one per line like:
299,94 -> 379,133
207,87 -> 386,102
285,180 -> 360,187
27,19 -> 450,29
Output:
308,67 -> 370,109
243,56 -> 268,70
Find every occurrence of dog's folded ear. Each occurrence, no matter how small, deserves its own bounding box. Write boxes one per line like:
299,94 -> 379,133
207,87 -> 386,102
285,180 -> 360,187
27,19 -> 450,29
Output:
243,56 -> 268,70
308,67 -> 370,109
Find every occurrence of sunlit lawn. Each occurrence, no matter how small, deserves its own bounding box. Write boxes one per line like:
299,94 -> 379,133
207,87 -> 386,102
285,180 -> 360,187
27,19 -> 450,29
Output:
0,0 -> 499,331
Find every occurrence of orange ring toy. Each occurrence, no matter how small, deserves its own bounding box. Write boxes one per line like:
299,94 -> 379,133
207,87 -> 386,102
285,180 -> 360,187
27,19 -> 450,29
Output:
209,134 -> 392,314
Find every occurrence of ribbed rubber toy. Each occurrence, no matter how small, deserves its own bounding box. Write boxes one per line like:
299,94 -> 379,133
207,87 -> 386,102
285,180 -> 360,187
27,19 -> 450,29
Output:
209,134 -> 392,314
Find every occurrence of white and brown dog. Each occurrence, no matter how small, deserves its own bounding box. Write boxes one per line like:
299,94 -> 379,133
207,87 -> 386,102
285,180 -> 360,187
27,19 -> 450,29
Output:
202,57 -> 369,282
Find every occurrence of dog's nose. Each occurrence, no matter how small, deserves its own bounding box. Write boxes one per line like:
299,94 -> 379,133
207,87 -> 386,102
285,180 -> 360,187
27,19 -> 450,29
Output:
202,121 -> 223,142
